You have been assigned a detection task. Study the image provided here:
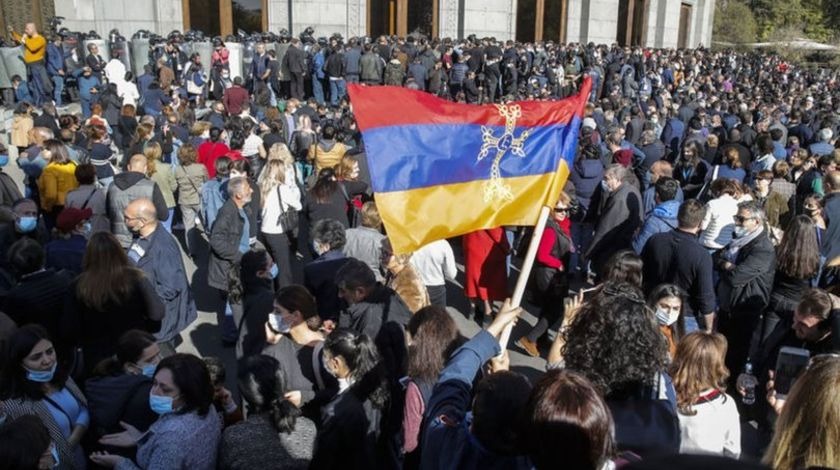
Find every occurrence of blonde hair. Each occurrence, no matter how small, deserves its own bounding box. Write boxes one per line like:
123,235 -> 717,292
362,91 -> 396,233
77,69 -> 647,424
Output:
258,159 -> 290,207
360,201 -> 382,230
143,141 -> 163,176
190,120 -> 211,137
266,142 -> 294,167
668,332 -> 729,416
764,356 -> 840,470
555,191 -> 572,207
336,155 -> 359,180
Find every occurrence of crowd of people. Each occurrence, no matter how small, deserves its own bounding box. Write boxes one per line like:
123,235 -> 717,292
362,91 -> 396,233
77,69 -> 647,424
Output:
0,19 -> 839,470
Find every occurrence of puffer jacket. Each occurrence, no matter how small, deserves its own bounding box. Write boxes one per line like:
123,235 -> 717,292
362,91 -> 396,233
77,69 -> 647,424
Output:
106,172 -> 168,247
570,158 -> 605,217
38,161 -> 79,211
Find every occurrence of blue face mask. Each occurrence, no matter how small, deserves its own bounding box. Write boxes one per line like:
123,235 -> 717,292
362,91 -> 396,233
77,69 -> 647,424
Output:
0,154 -> 9,167
50,443 -> 59,468
16,216 -> 37,233
269,263 -> 279,279
25,363 -> 57,383
82,221 -> 92,235
140,363 -> 157,378
149,393 -> 175,415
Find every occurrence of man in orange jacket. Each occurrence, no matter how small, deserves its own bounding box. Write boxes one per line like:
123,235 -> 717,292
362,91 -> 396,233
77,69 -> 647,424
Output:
9,23 -> 53,106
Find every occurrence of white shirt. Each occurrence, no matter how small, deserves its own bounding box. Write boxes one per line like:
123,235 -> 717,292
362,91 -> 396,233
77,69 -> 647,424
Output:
242,133 -> 264,157
104,59 -> 126,85
700,194 -> 739,249
410,239 -> 457,287
260,176 -> 302,234
678,392 -> 741,458
116,81 -> 139,107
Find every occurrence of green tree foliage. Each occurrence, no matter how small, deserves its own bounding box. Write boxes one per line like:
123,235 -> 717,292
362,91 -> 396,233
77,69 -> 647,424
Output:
743,0 -> 837,41
714,1 -> 758,45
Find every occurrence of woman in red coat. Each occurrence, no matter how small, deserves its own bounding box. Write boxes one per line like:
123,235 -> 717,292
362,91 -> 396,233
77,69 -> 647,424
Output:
462,227 -> 509,323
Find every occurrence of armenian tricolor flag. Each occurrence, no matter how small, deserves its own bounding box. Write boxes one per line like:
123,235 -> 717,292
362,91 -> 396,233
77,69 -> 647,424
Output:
348,77 -> 591,254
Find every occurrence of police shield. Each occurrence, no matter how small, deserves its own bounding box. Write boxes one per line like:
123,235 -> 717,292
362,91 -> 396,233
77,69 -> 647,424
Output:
191,41 -> 213,75
110,39 -> 132,73
130,39 -> 150,76
0,51 -> 10,89
61,33 -> 85,75
227,42 -> 244,82
0,47 -> 26,83
82,39 -> 110,66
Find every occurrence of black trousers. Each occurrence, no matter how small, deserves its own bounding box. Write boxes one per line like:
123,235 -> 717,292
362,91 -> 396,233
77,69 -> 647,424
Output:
290,72 -> 305,99
262,231 -> 294,288
427,284 -> 447,308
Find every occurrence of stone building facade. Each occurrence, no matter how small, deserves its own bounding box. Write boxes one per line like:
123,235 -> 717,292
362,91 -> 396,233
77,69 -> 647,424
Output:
34,0 -> 712,48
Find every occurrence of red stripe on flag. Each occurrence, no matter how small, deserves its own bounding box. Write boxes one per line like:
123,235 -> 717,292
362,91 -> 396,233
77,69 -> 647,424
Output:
348,76 -> 592,131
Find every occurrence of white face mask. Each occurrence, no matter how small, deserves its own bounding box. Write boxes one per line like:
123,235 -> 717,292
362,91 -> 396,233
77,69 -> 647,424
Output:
733,226 -> 750,239
268,313 -> 291,333
655,307 -> 680,326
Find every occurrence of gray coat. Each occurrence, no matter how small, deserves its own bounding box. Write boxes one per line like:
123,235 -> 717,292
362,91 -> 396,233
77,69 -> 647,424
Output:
343,226 -> 386,282
114,410 -> 222,470
133,224 -> 196,342
219,414 -> 317,470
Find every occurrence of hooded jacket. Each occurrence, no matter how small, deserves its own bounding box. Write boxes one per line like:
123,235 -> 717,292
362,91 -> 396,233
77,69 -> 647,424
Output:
633,199 -> 681,253
106,171 -> 169,247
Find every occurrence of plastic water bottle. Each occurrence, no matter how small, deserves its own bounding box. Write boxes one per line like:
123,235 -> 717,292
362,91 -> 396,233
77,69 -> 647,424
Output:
738,362 -> 758,405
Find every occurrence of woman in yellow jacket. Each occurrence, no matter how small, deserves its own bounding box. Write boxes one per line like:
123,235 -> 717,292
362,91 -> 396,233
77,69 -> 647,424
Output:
38,139 -> 78,227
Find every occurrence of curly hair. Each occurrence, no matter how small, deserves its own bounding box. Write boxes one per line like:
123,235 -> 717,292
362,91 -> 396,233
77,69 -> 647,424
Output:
561,281 -> 668,396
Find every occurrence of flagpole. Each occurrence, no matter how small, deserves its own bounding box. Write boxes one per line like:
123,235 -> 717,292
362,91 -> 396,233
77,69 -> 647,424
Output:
497,205 -> 551,353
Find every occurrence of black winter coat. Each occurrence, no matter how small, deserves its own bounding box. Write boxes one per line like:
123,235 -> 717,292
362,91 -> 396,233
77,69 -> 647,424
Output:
208,200 -> 252,291
715,231 -> 776,313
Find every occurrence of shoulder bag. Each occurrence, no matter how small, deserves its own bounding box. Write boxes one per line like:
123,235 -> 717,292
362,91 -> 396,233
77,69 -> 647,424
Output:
276,184 -> 299,237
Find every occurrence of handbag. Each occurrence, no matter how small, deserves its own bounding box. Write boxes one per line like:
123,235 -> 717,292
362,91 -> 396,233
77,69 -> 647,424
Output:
276,184 -> 299,237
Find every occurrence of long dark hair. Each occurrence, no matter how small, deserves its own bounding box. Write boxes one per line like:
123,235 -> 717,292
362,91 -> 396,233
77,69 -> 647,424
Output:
776,215 -> 821,280
91,330 -> 157,377
407,306 -> 464,384
77,232 -> 147,312
324,328 -> 389,409
237,355 -> 302,434
648,284 -> 687,342
562,282 -> 668,396
0,325 -> 67,401
310,167 -> 339,203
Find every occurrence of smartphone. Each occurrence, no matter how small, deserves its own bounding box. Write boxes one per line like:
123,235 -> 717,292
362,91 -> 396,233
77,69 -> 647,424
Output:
774,347 -> 811,399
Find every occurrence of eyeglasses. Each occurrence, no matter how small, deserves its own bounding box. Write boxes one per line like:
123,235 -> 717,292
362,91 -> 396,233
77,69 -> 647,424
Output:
733,215 -> 754,224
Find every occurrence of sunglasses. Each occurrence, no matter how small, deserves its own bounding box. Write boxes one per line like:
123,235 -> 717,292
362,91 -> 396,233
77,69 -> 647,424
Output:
554,207 -> 570,213
733,215 -> 754,224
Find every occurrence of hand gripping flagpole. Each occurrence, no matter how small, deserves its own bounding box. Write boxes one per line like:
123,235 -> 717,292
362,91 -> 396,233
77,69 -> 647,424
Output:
497,205 -> 551,354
